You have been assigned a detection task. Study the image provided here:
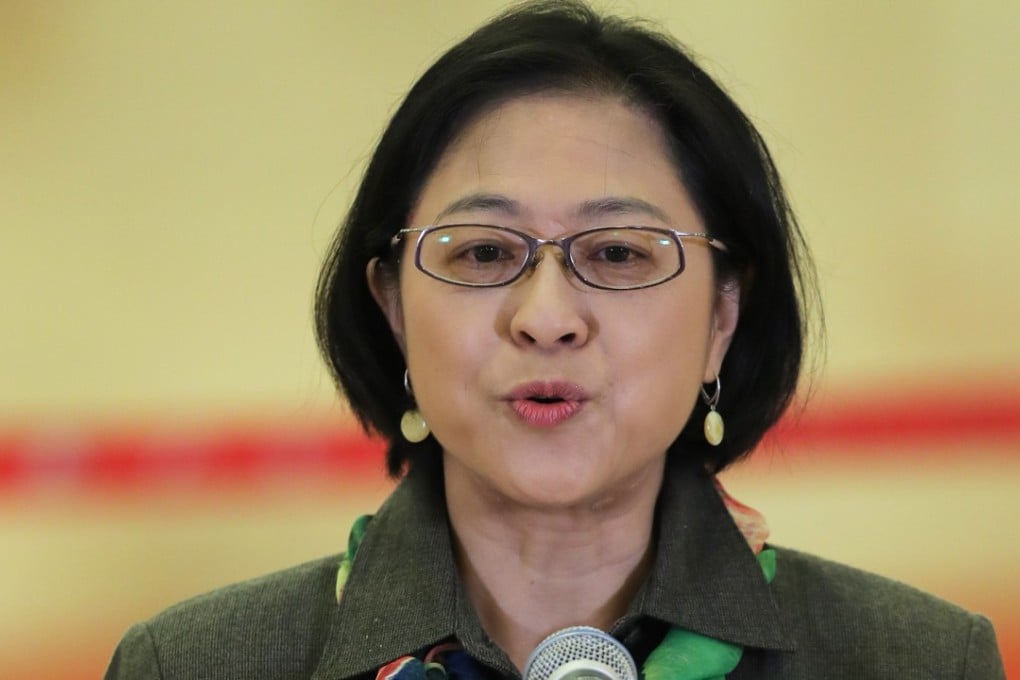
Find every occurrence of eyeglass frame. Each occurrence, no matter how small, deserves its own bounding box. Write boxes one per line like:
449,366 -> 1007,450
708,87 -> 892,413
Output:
389,223 -> 730,291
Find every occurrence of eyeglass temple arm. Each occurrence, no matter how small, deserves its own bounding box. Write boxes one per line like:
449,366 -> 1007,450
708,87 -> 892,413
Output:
677,231 -> 728,254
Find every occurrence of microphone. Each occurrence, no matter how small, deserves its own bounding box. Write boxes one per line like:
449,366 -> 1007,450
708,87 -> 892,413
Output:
523,626 -> 638,680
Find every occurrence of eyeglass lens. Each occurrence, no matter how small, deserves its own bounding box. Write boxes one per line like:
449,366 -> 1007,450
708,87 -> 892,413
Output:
416,225 -> 683,289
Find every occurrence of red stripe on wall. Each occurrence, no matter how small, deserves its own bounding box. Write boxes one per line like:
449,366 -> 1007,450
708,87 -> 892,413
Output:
1,385 -> 1018,491
769,387 -> 1020,450
0,424 -> 388,492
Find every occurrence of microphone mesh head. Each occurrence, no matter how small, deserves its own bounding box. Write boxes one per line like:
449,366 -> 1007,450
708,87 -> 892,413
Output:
523,626 -> 638,680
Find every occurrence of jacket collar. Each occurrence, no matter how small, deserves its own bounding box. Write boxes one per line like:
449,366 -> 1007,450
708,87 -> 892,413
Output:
313,459 -> 459,679
634,461 -> 794,651
313,458 -> 793,680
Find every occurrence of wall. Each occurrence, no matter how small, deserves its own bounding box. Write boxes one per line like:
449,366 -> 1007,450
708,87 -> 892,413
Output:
2,2 -> 1017,677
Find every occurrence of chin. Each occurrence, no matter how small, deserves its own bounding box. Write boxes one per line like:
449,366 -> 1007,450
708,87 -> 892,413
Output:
494,463 -> 627,511
443,438 -> 661,511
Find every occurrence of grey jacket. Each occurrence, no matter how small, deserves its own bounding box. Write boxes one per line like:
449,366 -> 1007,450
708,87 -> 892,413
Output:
106,461 -> 1005,678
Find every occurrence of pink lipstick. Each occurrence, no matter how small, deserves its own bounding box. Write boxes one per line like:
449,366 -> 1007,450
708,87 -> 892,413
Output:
506,381 -> 587,427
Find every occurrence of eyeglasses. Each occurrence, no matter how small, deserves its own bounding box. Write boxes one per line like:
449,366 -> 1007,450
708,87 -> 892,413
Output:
390,224 -> 728,291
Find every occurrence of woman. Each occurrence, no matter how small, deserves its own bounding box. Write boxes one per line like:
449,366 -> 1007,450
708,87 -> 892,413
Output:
106,2 -> 1005,678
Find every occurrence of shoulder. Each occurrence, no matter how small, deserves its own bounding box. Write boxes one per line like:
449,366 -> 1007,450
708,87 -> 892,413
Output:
766,547 -> 1004,679
148,552 -> 342,642
105,554 -> 343,680
772,546 -> 965,618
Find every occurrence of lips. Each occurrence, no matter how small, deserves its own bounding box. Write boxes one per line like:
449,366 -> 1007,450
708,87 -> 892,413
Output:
506,381 -> 587,427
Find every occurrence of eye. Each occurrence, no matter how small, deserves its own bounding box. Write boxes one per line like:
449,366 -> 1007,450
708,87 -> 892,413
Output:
586,241 -> 650,265
595,244 -> 642,263
569,228 -> 678,288
443,238 -> 520,270
466,243 -> 508,263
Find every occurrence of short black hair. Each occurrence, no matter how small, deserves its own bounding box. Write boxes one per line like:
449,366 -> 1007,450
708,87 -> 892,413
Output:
315,0 -> 818,477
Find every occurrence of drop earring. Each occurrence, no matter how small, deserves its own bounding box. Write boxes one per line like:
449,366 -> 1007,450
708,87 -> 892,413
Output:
400,369 -> 430,443
701,375 -> 724,446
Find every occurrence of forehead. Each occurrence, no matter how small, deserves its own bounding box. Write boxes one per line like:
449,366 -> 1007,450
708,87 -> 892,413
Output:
409,93 -> 702,232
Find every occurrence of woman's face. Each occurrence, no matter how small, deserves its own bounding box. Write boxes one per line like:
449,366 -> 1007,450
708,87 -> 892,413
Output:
371,94 -> 739,509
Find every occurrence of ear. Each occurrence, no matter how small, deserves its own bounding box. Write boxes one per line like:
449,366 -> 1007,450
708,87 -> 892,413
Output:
367,257 -> 407,355
704,281 -> 741,382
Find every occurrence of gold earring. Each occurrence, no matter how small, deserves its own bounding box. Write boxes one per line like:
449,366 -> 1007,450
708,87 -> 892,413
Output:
701,375 -> 724,446
400,369 -> 430,443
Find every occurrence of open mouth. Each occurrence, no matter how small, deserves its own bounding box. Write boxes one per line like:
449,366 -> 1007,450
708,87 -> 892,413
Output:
507,381 -> 587,427
529,395 -> 565,404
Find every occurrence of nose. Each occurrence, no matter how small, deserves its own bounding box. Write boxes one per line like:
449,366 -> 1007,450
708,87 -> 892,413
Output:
508,252 -> 592,349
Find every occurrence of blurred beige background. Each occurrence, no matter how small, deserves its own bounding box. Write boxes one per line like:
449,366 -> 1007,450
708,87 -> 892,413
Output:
1,2 -> 1018,678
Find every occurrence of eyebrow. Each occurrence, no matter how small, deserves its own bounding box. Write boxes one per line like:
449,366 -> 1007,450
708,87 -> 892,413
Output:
575,196 -> 671,225
432,193 -> 671,225
434,193 -> 522,222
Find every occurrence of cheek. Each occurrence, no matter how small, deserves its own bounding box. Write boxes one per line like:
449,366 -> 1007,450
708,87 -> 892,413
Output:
398,283 -> 494,406
609,295 -> 715,427
401,288 -> 456,367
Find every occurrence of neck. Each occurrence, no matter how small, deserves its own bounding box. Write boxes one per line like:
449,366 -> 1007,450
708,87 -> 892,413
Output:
444,457 -> 663,671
